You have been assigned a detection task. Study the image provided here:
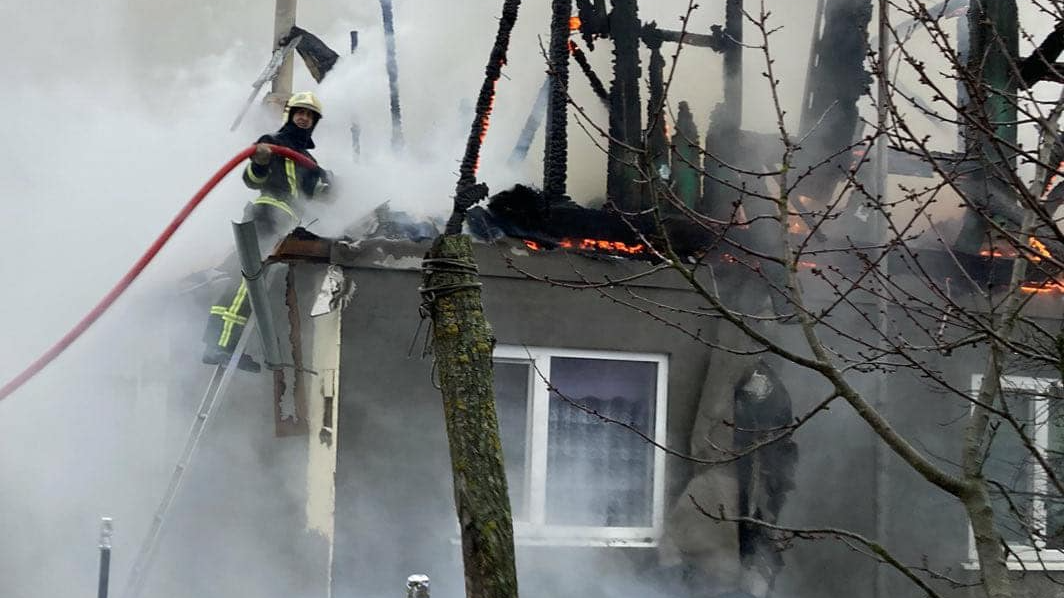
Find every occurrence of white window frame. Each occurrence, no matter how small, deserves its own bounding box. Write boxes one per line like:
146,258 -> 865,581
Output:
967,374 -> 1064,570
494,345 -> 669,547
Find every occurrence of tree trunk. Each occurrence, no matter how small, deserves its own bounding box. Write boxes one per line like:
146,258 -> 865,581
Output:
422,235 -> 519,598
964,480 -> 1013,598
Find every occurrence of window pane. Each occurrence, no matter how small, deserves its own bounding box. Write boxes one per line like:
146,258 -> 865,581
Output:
545,357 -> 657,527
1044,386 -> 1064,548
494,361 -> 532,521
986,389 -> 1038,546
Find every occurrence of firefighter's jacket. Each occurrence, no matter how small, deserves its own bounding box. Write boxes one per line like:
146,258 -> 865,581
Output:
242,121 -> 329,222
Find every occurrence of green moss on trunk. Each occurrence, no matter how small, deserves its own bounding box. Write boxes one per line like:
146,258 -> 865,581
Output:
423,234 -> 518,598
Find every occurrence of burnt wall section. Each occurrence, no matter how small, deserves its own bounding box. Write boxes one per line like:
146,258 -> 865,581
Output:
793,0 -> 872,209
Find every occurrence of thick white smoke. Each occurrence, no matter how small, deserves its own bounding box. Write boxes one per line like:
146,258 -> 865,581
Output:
4,1 -> 1057,597
0,2 -> 827,597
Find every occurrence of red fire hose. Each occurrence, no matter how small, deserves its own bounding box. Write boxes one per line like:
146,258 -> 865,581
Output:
0,144 -> 319,403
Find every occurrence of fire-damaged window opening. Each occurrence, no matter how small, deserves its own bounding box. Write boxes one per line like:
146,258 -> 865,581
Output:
968,375 -> 1064,570
493,345 -> 668,547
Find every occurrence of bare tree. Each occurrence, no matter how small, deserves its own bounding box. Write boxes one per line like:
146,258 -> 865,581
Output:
497,1 -> 1064,597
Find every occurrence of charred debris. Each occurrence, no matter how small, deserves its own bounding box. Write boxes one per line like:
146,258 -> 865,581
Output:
447,0 -> 1064,297
277,0 -> 1064,296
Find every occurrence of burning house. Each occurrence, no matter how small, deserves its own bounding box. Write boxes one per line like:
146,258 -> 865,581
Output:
210,0 -> 1064,583
10,1 -> 1064,598
248,212 -> 1064,598
289,1 -> 1064,596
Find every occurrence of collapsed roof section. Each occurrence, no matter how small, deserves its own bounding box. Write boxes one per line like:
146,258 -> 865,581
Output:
269,194 -> 1064,319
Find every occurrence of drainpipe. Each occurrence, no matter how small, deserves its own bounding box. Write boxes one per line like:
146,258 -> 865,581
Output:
232,221 -> 284,370
97,517 -> 113,598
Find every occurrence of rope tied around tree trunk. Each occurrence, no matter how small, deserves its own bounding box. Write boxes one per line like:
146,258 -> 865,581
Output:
410,256 -> 484,357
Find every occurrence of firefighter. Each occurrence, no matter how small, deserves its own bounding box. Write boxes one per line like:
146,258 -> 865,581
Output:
202,91 -> 332,372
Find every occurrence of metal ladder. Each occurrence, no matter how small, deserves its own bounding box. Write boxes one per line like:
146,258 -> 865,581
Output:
121,321 -> 256,598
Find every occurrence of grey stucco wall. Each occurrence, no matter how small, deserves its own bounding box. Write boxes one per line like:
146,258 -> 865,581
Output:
329,242 -> 884,598
334,250 -> 720,598
330,240 -> 1064,598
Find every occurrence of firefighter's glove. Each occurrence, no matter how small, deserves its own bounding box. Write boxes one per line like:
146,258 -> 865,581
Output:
314,169 -> 334,197
251,144 -> 272,165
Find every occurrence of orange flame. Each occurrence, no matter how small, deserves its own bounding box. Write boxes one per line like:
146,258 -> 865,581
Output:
523,238 -> 645,255
1042,160 -> 1064,199
473,75 -> 501,176
1029,236 -> 1051,263
1021,282 -> 1064,294
1021,237 -> 1061,293
570,16 -> 582,31
788,196 -> 816,234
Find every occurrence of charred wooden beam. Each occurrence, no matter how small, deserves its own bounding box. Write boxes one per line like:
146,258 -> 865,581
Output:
544,0 -> 573,201
1038,62 -> 1064,84
1019,23 -> 1064,86
379,0 -> 404,150
787,0 -> 872,221
723,0 -> 743,131
644,26 -> 668,176
575,0 -> 609,48
569,40 -> 609,105
698,1 -> 749,219
606,0 -> 644,211
448,0 -> 523,234
640,25 -> 725,51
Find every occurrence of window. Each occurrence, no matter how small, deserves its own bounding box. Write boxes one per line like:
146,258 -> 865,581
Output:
971,375 -> 1064,569
493,345 -> 668,546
